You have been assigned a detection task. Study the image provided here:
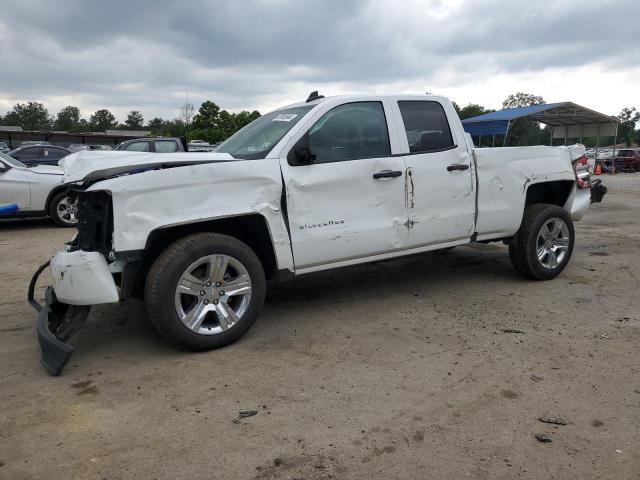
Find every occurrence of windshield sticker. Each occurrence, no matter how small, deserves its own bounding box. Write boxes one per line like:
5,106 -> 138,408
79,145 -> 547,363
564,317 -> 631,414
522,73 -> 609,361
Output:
273,113 -> 298,122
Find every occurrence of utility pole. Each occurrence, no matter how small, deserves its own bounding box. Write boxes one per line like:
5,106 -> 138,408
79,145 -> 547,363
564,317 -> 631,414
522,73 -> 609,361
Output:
185,90 -> 189,134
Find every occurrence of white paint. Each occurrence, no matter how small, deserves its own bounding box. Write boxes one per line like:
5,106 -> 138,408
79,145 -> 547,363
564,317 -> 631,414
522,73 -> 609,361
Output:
61,150 -> 236,183
0,159 -> 64,212
45,94 -> 597,307
474,145 -> 582,239
89,159 -> 295,272
50,250 -> 119,305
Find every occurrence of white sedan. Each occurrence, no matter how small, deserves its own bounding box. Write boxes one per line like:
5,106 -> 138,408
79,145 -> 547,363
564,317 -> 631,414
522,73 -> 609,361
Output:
0,152 -> 77,227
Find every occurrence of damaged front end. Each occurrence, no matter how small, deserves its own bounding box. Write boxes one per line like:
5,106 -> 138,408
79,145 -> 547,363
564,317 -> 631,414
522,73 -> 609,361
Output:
28,190 -> 120,375
28,263 -> 91,376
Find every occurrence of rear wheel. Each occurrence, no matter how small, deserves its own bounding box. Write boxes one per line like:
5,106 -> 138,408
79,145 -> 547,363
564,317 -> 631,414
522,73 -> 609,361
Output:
145,233 -> 266,350
509,204 -> 574,280
49,191 -> 78,228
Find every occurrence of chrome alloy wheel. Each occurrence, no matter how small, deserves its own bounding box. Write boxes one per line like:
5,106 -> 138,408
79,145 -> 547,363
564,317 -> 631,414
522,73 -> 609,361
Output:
56,196 -> 78,224
174,254 -> 252,335
536,217 -> 570,270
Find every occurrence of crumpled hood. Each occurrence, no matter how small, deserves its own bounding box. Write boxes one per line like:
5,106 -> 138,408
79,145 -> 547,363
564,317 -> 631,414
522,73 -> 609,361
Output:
61,150 -> 236,183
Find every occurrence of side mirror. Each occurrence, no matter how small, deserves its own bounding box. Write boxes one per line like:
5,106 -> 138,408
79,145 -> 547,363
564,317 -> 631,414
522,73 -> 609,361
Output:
295,147 -> 316,165
287,132 -> 316,166
0,163 -> 10,173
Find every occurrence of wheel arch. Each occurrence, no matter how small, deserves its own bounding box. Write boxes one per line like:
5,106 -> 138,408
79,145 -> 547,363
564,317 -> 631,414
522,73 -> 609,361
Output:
524,180 -> 574,208
44,185 -> 68,212
130,214 -> 280,299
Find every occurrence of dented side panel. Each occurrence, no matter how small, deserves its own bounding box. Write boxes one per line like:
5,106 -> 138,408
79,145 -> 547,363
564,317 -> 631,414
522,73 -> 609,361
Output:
280,156 -> 409,268
88,159 -> 294,271
474,145 -> 577,240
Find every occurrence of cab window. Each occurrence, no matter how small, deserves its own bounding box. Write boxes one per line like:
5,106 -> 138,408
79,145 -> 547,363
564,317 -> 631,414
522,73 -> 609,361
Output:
124,141 -> 150,152
306,102 -> 391,164
397,101 -> 454,153
155,140 -> 178,153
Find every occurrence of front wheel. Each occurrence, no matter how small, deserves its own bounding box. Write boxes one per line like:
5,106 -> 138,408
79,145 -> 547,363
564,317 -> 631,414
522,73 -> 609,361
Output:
145,233 -> 266,350
509,204 -> 574,280
49,191 -> 78,227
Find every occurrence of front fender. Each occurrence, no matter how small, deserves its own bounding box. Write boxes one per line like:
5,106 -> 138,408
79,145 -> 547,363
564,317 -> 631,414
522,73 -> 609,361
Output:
89,159 -> 294,272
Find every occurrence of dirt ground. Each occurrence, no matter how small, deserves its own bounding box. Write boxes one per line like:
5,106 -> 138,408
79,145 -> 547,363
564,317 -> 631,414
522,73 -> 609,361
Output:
1,174 -> 639,480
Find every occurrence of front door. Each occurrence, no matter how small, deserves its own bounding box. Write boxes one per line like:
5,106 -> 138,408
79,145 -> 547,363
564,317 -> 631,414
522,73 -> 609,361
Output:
392,99 -> 475,246
280,100 -> 408,269
0,162 -> 30,210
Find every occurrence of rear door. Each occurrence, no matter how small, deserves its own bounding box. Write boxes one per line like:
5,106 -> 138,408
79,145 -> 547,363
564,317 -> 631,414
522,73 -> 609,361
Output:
280,99 -> 408,269
391,99 -> 475,247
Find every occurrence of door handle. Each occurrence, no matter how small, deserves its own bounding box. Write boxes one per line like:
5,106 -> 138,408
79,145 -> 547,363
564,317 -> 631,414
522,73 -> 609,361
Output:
447,164 -> 469,171
373,170 -> 402,179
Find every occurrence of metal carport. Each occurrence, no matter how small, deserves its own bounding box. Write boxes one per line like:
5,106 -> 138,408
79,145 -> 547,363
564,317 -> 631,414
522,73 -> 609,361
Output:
461,102 -> 619,148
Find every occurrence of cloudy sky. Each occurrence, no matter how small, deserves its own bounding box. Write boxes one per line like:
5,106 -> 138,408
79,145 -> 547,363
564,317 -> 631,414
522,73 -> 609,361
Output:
0,0 -> 637,122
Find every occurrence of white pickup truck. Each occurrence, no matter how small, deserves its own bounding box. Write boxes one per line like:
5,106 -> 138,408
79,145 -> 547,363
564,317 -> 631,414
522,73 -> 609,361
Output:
29,92 -> 606,375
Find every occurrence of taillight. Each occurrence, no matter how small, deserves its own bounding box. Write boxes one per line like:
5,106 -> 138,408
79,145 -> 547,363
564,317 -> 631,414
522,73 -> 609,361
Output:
572,154 -> 591,189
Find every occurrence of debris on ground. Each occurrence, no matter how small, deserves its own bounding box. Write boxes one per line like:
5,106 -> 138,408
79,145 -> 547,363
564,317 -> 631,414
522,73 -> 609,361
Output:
501,329 -> 526,334
538,417 -> 567,426
531,374 -> 544,382
601,333 -> 612,339
273,458 -> 283,466
535,434 -> 553,443
239,410 -> 258,418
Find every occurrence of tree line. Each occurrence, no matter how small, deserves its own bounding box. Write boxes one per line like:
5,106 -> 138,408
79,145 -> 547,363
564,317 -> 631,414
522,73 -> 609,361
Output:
0,101 -> 261,144
1,93 -> 638,146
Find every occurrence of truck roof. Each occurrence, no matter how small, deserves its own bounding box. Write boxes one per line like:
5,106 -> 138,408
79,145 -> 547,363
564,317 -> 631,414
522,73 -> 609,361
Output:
278,93 -> 450,111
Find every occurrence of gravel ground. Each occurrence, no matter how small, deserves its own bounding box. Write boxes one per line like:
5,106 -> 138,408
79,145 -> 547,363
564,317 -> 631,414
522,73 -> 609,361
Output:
0,174 -> 639,479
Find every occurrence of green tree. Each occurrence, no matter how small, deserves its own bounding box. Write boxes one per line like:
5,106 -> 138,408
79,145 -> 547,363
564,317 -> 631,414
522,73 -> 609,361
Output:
146,117 -> 165,134
458,104 -> 492,120
616,107 -> 640,146
54,105 -> 81,131
501,93 -> 546,146
124,110 -> 144,130
192,100 -> 221,130
4,101 -> 53,130
502,93 -> 545,109
234,110 -> 261,129
90,109 -> 118,131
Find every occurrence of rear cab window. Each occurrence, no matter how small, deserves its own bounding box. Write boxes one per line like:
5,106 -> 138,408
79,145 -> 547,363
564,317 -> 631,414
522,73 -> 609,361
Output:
397,101 -> 454,153
155,140 -> 178,153
124,141 -> 151,152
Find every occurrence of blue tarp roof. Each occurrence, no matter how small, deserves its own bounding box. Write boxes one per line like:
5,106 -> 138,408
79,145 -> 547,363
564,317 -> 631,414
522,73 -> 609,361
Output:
462,102 -> 565,136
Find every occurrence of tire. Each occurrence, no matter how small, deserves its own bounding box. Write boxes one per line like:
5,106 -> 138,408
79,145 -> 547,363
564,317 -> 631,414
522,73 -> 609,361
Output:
145,233 -> 266,351
508,204 -> 574,280
49,191 -> 79,227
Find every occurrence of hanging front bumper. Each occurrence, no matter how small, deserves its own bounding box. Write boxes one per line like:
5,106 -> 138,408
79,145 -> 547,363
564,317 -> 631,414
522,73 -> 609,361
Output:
28,249 -> 119,376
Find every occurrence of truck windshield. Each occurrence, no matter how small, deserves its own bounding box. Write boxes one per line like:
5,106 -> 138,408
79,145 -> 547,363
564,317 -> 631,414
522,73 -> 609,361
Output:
216,105 -> 314,159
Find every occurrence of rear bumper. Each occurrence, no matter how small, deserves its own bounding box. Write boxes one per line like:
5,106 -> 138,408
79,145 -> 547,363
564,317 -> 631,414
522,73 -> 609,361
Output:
590,179 -> 607,203
564,181 -> 606,221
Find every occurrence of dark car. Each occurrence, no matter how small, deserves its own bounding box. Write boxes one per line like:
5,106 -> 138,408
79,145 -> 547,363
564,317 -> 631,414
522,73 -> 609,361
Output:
8,145 -> 71,167
114,137 -> 187,153
607,149 -> 640,172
